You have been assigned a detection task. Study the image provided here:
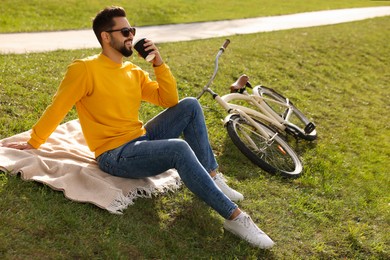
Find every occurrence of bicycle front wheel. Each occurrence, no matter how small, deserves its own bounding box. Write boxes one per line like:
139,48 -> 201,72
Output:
255,86 -> 317,141
226,114 -> 303,178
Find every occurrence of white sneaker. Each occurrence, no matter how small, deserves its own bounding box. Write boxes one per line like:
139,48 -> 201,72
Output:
213,172 -> 244,202
224,212 -> 275,249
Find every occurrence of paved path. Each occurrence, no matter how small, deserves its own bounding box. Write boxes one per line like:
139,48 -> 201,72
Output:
1,6 -> 390,54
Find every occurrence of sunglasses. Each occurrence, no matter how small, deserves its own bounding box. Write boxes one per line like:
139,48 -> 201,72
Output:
106,27 -> 136,37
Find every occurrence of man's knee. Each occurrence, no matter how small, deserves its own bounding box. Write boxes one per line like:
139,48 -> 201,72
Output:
179,97 -> 201,112
172,138 -> 191,150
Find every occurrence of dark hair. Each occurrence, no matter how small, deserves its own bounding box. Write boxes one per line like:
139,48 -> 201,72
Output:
92,6 -> 126,46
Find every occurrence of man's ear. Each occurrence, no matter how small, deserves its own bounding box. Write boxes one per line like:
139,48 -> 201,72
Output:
101,31 -> 110,43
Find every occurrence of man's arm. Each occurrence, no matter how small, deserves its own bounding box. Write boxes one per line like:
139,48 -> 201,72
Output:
5,60 -> 89,151
140,39 -> 179,108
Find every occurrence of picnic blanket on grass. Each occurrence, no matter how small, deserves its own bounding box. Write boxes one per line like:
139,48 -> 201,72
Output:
0,119 -> 181,214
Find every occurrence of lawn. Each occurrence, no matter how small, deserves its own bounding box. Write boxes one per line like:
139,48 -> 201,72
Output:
1,1 -> 389,259
0,0 -> 389,32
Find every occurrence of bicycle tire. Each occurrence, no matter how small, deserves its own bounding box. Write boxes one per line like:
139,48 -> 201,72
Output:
255,86 -> 317,141
226,114 -> 303,178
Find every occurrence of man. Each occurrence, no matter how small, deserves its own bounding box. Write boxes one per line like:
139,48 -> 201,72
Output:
5,6 -> 274,249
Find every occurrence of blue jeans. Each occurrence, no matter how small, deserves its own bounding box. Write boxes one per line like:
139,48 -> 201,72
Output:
97,97 -> 237,219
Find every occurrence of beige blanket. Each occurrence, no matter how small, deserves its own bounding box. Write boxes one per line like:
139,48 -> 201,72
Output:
0,119 -> 181,214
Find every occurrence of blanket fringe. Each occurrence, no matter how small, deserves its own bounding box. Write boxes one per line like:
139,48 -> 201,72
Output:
106,178 -> 182,214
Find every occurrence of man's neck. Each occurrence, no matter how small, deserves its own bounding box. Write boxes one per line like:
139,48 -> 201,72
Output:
102,48 -> 123,64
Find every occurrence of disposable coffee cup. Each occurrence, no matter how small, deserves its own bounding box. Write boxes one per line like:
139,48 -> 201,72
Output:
133,38 -> 155,62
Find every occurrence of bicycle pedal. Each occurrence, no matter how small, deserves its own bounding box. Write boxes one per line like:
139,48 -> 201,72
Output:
304,122 -> 316,134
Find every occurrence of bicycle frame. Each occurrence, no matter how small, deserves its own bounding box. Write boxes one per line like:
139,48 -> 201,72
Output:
197,39 -> 290,140
221,92 -> 289,132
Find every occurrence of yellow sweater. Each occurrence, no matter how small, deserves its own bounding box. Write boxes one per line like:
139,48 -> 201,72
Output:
28,53 -> 179,157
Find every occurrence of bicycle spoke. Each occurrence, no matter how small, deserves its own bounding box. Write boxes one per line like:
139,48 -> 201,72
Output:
236,120 -> 296,171
227,114 -> 302,176
235,123 -> 267,151
264,143 -> 296,172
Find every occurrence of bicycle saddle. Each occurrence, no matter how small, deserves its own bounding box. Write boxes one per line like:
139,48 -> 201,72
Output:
230,74 -> 251,93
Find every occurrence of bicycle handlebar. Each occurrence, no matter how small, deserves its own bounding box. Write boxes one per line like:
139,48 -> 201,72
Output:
197,39 -> 230,99
221,39 -> 230,50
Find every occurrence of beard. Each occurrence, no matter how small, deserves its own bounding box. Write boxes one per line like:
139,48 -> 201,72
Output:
119,46 -> 133,57
111,38 -> 133,57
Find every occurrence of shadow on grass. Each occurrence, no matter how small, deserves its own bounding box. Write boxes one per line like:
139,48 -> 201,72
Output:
217,129 -> 317,182
0,171 -> 276,258
122,188 -> 277,258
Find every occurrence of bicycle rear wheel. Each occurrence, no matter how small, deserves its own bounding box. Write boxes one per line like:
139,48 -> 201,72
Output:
255,86 -> 317,141
226,114 -> 302,178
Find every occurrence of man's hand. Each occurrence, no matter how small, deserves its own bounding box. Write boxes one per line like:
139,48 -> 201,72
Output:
143,38 -> 163,67
1,142 -> 34,150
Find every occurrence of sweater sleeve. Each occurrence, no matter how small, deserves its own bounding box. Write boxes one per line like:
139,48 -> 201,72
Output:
140,63 -> 179,108
28,60 -> 90,148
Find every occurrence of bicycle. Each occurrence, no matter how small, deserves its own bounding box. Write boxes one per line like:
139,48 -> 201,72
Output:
196,39 -> 317,178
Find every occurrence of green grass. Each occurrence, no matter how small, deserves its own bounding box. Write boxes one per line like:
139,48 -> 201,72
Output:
1,0 -> 390,32
1,1 -> 390,259
1,16 -> 389,258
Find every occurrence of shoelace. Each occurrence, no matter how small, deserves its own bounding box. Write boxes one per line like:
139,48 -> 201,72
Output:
215,173 -> 227,182
238,214 -> 265,235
